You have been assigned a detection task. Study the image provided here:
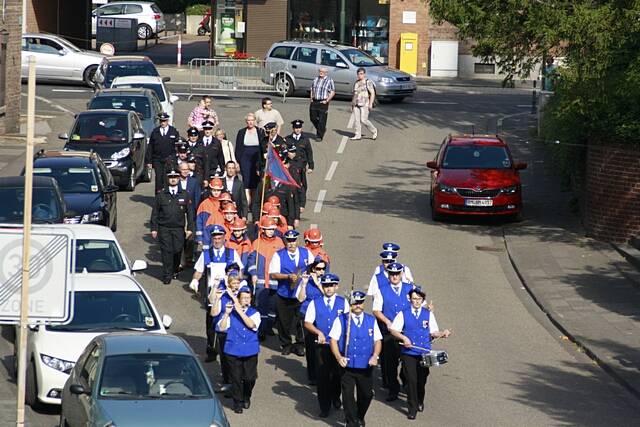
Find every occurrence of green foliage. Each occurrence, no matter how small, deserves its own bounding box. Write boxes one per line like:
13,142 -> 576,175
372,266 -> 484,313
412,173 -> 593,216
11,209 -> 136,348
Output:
185,4 -> 211,16
153,0 -> 206,14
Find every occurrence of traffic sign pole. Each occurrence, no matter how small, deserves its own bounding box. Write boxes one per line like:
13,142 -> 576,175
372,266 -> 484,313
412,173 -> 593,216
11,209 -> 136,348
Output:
16,55 -> 36,427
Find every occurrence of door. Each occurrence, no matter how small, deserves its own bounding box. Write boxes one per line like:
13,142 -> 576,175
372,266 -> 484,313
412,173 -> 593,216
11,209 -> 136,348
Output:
320,48 -> 353,95
66,344 -> 101,427
23,37 -> 73,79
290,46 -> 319,90
97,161 -> 116,220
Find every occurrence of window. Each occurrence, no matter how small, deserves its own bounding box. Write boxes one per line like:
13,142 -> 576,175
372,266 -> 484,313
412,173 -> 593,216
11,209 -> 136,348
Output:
269,46 -> 295,60
26,38 -> 63,55
80,345 -> 101,388
293,47 -> 318,64
474,63 -> 496,74
33,166 -> 99,193
70,114 -> 130,142
341,48 -> 379,67
74,239 -> 126,273
150,4 -> 161,13
125,4 -> 143,14
98,4 -> 124,16
321,49 -> 342,67
442,145 -> 512,169
89,96 -> 152,119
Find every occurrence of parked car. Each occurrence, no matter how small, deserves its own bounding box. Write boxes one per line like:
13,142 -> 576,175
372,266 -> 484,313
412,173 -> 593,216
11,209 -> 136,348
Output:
60,109 -> 151,190
92,1 -> 166,40
111,75 -> 179,124
0,176 -> 69,224
426,134 -> 527,221
60,333 -> 229,427
19,274 -> 172,407
87,88 -> 163,138
263,40 -> 417,100
93,56 -> 164,91
27,150 -> 119,231
21,33 -> 104,86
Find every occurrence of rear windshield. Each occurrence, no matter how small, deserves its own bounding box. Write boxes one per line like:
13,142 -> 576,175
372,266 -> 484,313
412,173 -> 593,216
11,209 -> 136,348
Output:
75,239 -> 126,273
270,46 -> 295,59
89,96 -> 152,119
111,83 -> 165,102
70,114 -> 129,142
0,187 -> 61,223
151,4 -> 161,14
33,166 -> 99,193
442,145 -> 512,169
105,63 -> 159,86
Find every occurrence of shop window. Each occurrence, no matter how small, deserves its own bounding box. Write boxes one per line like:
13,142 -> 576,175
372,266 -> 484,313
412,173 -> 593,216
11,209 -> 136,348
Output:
270,46 -> 295,60
293,47 -> 318,64
474,63 -> 495,74
321,49 -> 342,67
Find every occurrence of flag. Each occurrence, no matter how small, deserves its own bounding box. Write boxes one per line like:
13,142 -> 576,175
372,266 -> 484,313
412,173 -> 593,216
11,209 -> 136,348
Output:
265,144 -> 300,188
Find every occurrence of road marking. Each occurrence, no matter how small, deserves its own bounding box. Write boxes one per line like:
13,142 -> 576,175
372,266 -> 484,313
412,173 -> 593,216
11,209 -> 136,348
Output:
408,101 -> 458,105
22,93 -> 75,116
0,162 -> 7,170
314,190 -> 327,213
337,113 -> 355,154
325,161 -> 339,181
310,223 -> 317,229
51,89 -> 89,93
516,105 -> 531,108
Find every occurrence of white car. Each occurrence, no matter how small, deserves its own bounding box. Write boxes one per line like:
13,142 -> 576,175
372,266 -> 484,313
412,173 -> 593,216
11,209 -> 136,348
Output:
111,75 -> 179,124
92,1 -> 166,40
21,33 -> 105,86
20,273 -> 172,406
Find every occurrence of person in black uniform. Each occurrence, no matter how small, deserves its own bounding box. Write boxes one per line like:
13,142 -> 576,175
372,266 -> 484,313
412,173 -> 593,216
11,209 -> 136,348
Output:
284,142 -> 306,212
146,112 -> 180,193
150,169 -> 194,284
258,122 -> 286,173
201,120 -> 226,181
285,120 -> 314,210
251,177 -> 298,228
185,126 -> 206,180
166,141 -> 190,172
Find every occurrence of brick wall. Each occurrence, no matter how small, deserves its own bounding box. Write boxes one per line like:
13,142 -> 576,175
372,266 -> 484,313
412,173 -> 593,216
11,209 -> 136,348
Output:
389,0 -> 428,75
0,0 -> 22,134
584,143 -> 640,243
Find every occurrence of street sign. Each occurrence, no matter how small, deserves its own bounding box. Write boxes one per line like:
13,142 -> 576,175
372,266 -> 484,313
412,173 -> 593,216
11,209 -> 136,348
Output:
98,18 -> 115,28
114,18 -> 132,29
0,226 -> 74,324
100,42 -> 115,55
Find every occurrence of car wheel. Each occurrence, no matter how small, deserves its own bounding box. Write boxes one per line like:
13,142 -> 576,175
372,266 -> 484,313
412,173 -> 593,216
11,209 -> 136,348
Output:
25,359 -> 39,409
124,166 -> 136,191
141,164 -> 152,183
137,24 -> 152,40
83,65 -> 98,88
197,26 -> 207,36
430,196 -> 443,222
275,74 -> 294,97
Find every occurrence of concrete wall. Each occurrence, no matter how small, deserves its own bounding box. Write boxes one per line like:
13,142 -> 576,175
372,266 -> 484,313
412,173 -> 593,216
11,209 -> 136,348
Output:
0,0 -> 22,134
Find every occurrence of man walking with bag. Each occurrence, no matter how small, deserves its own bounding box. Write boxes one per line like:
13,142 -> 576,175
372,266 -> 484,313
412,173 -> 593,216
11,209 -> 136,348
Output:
350,68 -> 378,141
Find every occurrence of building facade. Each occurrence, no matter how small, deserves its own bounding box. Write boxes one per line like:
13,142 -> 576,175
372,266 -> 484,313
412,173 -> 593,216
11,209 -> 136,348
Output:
0,0 -> 22,134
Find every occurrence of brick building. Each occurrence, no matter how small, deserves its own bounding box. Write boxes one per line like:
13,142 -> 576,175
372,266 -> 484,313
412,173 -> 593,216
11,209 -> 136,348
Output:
25,0 -> 93,49
0,0 -> 22,134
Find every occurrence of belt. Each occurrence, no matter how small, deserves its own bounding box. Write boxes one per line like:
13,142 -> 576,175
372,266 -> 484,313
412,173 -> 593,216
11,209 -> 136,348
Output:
313,99 -> 327,102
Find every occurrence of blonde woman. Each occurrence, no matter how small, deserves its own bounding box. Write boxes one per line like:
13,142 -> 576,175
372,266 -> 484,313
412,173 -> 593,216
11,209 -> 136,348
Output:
214,128 -> 238,167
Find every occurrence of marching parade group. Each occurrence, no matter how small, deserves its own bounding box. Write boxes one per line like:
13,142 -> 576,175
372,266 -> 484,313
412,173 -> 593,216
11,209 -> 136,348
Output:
146,68 -> 451,426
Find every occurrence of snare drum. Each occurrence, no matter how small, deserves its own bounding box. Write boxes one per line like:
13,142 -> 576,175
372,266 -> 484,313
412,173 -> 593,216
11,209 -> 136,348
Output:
419,350 -> 448,368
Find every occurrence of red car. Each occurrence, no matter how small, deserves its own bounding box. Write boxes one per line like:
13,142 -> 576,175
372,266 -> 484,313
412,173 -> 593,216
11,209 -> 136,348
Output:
426,134 -> 527,221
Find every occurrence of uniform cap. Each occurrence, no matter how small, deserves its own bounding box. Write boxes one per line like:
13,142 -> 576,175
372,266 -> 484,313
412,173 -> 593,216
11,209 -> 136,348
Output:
304,228 -> 323,242
166,169 -> 180,177
202,121 -> 215,129
408,286 -> 426,299
218,192 -> 233,202
226,262 -> 241,274
382,242 -> 400,252
238,285 -> 252,295
291,119 -> 304,128
380,250 -> 397,261
158,112 -> 170,120
187,127 -> 199,137
320,273 -> 340,286
209,178 -> 224,190
176,144 -> 189,153
267,195 -> 280,206
261,201 -> 274,214
349,290 -> 367,304
209,224 -> 226,235
222,203 -> 237,214
286,143 -> 297,152
230,218 -> 247,231
283,229 -> 300,240
187,154 -> 196,163
264,122 -> 277,131
259,216 -> 277,229
386,262 -> 404,274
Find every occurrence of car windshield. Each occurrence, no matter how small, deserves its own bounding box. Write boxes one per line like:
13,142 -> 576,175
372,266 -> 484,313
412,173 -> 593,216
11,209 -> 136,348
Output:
106,63 -> 159,86
0,187 -> 61,223
47,291 -> 159,331
70,114 -> 129,142
55,37 -> 81,52
74,239 -> 126,273
112,83 -> 165,102
99,354 -> 212,400
90,96 -> 152,119
442,145 -> 512,169
33,166 -> 99,193
340,48 -> 381,66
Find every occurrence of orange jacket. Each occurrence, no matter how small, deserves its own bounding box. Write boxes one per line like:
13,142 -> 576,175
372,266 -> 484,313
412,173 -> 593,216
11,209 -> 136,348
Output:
307,245 -> 331,265
248,235 -> 285,288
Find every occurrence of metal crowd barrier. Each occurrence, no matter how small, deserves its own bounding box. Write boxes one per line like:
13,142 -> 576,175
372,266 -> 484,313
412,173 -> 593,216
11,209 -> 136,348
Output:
188,58 -> 289,102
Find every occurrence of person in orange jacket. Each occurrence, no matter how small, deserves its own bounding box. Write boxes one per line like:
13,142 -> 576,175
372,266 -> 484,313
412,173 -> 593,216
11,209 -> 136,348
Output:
227,217 -> 253,268
196,177 -> 224,248
267,206 -> 289,236
304,228 -> 331,268
221,203 -> 239,238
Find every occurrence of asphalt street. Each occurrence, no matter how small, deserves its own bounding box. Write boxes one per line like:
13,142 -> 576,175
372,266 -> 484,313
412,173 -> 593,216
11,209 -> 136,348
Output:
1,83 -> 639,426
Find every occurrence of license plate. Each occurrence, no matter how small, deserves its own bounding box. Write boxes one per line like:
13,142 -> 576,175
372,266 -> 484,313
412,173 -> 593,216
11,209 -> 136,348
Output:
465,199 -> 493,207
402,84 -> 413,90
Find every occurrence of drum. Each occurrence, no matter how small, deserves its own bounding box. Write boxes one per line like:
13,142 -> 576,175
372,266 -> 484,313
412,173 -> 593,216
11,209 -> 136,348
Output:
419,350 -> 448,368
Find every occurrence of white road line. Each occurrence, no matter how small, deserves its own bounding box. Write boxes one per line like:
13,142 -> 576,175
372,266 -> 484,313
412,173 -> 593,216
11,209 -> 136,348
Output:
325,161 -> 339,181
51,89 -> 89,93
309,223 -> 317,229
408,101 -> 458,105
337,112 -> 355,154
314,190 -> 327,213
23,93 -> 76,115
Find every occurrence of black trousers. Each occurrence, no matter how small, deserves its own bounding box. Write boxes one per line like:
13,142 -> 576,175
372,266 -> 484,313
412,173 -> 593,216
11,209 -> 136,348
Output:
226,354 -> 258,406
401,354 -> 430,414
309,101 -> 329,139
215,332 -> 230,384
381,332 -> 401,395
341,367 -> 374,427
182,234 -> 195,265
152,160 -> 167,193
205,309 -> 217,356
304,327 -> 317,381
316,344 -> 341,413
157,226 -> 184,280
276,295 -> 303,348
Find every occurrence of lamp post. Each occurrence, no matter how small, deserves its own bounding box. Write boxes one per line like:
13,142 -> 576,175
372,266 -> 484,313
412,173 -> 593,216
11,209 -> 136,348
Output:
339,0 -> 346,43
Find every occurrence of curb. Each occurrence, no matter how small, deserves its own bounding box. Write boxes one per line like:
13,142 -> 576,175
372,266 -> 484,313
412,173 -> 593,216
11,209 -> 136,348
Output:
501,229 -> 640,402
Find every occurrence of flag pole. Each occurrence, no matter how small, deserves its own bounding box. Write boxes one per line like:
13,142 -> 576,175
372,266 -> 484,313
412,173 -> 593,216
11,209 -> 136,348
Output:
252,143 -> 272,287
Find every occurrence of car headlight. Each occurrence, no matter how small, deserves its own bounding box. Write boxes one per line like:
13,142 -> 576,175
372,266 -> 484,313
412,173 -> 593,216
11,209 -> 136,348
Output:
438,183 -> 456,194
81,210 -> 103,223
111,147 -> 130,160
40,353 -> 75,373
378,76 -> 394,84
501,185 -> 518,194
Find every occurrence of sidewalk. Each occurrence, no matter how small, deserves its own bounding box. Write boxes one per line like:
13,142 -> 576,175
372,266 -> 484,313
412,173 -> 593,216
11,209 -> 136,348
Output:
501,115 -> 640,399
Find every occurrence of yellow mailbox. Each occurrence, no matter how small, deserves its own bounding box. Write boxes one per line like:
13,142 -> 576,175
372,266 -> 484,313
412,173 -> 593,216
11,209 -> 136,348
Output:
399,33 -> 418,76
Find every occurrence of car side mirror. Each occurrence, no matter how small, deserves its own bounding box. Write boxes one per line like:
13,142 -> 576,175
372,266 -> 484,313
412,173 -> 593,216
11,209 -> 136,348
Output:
514,162 -> 528,170
162,76 -> 171,82
426,161 -> 438,169
133,132 -> 145,140
162,314 -> 173,329
169,94 -> 179,103
69,384 -> 90,395
131,259 -> 147,272
104,184 -> 119,193
58,133 -> 69,140
27,324 -> 39,332
335,61 -> 348,69
58,50 -> 67,56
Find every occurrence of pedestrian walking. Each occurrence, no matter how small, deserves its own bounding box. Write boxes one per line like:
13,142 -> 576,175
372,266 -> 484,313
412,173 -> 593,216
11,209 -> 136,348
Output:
350,68 -> 378,141
309,67 -> 335,141
235,113 -> 266,206
254,97 -> 284,134
146,112 -> 180,193
202,123 -> 226,181
304,228 -> 331,267
185,126 -> 206,178
223,161 -> 248,220
188,95 -> 219,133
214,128 -> 238,166
150,170 -> 194,284
367,242 -> 414,296
285,119 -> 314,211
178,162 -> 201,266
329,290 -> 382,427
258,122 -> 286,173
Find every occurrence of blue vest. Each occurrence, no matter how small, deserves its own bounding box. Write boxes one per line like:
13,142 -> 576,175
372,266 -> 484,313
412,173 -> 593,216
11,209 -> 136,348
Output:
213,293 -> 234,332
312,295 -> 346,339
400,307 -> 432,356
224,307 -> 260,357
378,281 -> 412,325
338,313 -> 376,369
203,246 -> 235,266
276,247 -> 311,299
299,280 -> 324,315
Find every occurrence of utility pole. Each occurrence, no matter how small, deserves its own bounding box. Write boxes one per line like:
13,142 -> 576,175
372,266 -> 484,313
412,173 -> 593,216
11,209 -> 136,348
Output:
339,0 -> 346,43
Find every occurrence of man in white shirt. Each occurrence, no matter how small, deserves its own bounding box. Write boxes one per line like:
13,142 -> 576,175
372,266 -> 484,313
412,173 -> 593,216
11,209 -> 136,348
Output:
255,97 -> 284,134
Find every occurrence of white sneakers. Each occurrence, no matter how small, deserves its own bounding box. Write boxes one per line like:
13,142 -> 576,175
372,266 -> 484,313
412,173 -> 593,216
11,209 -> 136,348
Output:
350,135 -> 362,140
372,130 -> 378,140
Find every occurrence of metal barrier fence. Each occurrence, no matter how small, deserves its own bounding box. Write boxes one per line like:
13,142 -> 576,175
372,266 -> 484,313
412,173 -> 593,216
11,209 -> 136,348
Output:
188,58 -> 288,101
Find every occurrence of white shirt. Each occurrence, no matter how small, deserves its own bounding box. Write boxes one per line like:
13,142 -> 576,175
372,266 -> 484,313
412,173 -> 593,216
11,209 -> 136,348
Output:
304,295 -> 348,324
225,177 -> 235,191
194,249 -> 244,288
367,264 -> 415,296
180,179 -> 188,190
168,185 -> 178,195
161,127 -> 167,136
203,136 -> 212,146
390,308 -> 439,334
371,282 -> 413,311
217,308 -> 262,332
269,247 -> 314,274
329,313 -> 382,342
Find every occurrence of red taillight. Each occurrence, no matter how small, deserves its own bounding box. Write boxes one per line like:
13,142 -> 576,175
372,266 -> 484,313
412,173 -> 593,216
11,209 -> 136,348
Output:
153,14 -> 161,20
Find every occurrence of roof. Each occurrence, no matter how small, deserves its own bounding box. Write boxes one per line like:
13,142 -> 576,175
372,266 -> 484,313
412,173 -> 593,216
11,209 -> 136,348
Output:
103,55 -> 152,63
34,150 -> 99,165
448,135 -> 507,147
73,273 -> 142,292
276,39 -> 351,49
33,156 -> 96,169
95,87 -> 156,96
0,175 -> 58,187
8,224 -> 119,240
76,108 -> 132,116
111,75 -> 164,84
100,333 -> 191,356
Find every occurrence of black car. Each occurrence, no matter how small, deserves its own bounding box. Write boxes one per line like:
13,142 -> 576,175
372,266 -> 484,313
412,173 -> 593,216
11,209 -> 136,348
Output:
0,176 -> 69,224
60,109 -> 151,190
92,55 -> 166,90
27,150 -> 119,231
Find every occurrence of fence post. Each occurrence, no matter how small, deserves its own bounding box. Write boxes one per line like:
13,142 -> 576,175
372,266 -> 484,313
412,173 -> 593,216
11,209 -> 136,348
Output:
177,34 -> 182,67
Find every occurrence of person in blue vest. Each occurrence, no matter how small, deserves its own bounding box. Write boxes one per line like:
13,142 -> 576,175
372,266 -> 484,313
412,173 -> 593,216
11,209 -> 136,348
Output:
189,224 -> 244,363
367,243 -> 414,296
269,229 -> 314,356
295,259 -> 328,385
390,288 -> 451,420
304,273 -> 348,418
372,261 -> 413,401
217,285 -> 261,414
329,290 -> 382,427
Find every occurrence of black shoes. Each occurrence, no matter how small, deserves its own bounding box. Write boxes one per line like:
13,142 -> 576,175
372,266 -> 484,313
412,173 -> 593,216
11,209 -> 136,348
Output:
332,397 -> 342,409
204,352 -> 217,363
417,404 -> 424,412
162,278 -> 171,285
243,398 -> 251,409
385,393 -> 398,402
233,405 -> 243,414
319,410 -> 329,418
281,345 -> 291,356
407,411 -> 417,420
292,345 -> 305,357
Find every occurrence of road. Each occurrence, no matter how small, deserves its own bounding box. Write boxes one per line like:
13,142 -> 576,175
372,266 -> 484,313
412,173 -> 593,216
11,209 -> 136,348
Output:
1,82 -> 639,426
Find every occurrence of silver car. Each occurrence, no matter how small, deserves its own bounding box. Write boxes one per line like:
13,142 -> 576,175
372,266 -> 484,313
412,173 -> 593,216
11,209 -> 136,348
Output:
92,1 -> 166,40
264,40 -> 417,101
21,33 -> 105,86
